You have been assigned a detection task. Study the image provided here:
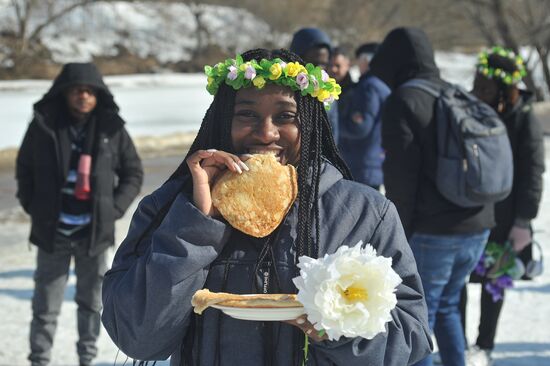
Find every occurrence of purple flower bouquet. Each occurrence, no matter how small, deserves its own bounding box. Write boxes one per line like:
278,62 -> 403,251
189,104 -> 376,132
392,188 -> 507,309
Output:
474,241 -> 524,302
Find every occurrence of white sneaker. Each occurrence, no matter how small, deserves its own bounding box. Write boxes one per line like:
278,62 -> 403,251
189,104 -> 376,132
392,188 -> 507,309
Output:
433,351 -> 443,365
466,346 -> 493,366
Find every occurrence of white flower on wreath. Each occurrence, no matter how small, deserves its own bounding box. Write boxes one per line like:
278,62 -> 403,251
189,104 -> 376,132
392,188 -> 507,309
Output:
293,241 -> 402,341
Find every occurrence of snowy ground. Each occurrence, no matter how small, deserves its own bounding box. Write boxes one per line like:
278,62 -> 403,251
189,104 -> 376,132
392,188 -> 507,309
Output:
1,143 -> 550,365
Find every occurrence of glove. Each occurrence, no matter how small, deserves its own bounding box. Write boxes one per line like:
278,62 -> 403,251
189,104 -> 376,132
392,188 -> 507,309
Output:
508,225 -> 531,253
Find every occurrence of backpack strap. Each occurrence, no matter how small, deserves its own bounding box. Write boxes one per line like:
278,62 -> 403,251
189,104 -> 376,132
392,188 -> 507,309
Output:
400,78 -> 442,98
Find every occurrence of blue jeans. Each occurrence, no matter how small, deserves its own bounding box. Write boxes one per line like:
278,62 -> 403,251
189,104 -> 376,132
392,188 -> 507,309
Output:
410,230 -> 489,366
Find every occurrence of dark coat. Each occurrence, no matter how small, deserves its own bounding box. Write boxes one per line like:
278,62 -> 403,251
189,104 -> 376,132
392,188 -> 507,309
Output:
490,91 -> 545,242
102,162 -> 432,366
370,27 -> 494,237
339,73 -> 390,187
16,63 -> 143,256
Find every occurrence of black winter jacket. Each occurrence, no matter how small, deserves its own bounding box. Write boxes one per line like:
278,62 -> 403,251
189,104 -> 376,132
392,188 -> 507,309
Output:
370,27 -> 495,237
16,63 -> 143,256
490,91 -> 545,242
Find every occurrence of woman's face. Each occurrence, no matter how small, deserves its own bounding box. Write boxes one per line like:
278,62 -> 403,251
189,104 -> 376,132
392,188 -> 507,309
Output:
231,84 -> 301,165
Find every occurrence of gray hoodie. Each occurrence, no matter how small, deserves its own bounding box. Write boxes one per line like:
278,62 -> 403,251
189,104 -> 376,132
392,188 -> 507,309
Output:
101,162 -> 432,365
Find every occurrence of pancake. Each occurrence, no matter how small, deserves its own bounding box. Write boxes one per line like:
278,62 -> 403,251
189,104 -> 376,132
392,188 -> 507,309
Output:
211,154 -> 298,237
191,289 -> 302,314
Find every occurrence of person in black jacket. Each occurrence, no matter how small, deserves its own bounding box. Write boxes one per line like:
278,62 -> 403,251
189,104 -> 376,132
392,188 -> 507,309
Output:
16,63 -> 143,366
370,28 -> 495,366
290,27 -> 339,143
459,47 -> 545,366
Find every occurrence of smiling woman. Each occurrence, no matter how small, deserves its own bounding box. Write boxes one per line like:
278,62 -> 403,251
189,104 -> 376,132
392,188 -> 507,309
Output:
100,48 -> 433,366
231,84 -> 300,165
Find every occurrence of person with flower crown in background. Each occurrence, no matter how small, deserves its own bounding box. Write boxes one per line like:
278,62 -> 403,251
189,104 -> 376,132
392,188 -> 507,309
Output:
290,27 -> 340,144
370,27 -> 496,366
15,62 -> 143,366
459,46 -> 545,366
101,48 -> 432,365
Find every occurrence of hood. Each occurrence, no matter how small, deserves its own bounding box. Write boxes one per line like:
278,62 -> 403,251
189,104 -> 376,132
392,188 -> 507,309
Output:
504,89 -> 535,118
289,27 -> 332,58
369,27 -> 440,90
33,62 -> 119,117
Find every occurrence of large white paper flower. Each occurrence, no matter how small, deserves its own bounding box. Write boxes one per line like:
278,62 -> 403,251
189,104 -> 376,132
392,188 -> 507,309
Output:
293,241 -> 402,341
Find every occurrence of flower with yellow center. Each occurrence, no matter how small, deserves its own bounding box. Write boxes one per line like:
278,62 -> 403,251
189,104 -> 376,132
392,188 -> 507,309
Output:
342,286 -> 368,302
293,241 -> 402,341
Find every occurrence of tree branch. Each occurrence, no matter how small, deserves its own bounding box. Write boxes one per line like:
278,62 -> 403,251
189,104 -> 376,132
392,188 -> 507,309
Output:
27,0 -> 95,43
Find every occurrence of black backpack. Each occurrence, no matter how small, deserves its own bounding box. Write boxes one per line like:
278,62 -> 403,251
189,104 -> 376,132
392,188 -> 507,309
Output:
401,79 -> 513,207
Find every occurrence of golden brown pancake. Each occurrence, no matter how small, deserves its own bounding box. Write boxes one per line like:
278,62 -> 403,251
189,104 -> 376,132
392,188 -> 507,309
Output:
211,154 -> 298,238
191,289 -> 302,314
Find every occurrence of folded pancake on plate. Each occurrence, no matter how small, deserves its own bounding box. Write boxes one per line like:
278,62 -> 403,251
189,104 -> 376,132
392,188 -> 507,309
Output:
211,154 -> 298,238
191,289 -> 302,314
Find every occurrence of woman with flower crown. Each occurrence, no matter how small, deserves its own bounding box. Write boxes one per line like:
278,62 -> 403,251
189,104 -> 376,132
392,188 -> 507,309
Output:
101,48 -> 432,366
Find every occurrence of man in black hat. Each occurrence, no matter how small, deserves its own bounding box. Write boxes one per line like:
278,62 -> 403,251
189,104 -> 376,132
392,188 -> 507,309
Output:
16,62 -> 143,366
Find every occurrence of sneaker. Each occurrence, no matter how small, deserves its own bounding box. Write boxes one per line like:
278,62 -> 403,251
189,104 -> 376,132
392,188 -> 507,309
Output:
466,345 -> 493,366
433,351 -> 443,365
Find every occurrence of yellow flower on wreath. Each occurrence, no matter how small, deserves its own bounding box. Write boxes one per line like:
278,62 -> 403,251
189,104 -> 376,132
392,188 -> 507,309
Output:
252,76 -> 266,88
239,62 -> 252,72
317,89 -> 330,102
285,62 -> 301,77
269,63 -> 283,80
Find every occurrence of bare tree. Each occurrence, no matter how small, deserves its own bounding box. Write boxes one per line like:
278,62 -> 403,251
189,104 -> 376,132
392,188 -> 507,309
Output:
10,0 -> 95,56
177,0 -> 210,58
459,0 -> 550,100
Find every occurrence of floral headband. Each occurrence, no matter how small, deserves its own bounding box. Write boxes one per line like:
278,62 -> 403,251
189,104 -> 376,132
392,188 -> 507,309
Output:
476,46 -> 527,85
204,55 -> 341,109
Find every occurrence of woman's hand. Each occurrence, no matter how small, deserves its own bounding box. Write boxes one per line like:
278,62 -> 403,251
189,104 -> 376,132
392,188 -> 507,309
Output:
508,225 -> 532,253
285,315 -> 329,342
186,149 -> 250,217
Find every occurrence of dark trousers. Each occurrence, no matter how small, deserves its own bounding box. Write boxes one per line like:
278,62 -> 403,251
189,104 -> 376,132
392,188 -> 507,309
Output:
459,282 -> 504,351
28,236 -> 108,366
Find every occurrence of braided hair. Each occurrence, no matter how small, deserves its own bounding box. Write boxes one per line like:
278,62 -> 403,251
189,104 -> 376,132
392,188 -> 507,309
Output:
171,48 -> 351,259
160,48 -> 353,366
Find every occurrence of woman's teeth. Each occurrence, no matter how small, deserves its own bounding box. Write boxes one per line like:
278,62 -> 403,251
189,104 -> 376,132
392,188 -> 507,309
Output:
249,150 -> 279,156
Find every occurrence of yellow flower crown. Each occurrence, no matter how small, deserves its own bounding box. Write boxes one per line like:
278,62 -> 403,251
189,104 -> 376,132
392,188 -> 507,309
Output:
204,55 -> 341,109
477,46 -> 526,85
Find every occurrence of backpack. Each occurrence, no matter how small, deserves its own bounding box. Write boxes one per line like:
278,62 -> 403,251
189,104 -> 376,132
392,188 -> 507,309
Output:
401,79 -> 513,207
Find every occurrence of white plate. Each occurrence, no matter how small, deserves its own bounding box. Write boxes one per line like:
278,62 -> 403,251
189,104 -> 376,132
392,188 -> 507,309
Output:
211,304 -> 305,321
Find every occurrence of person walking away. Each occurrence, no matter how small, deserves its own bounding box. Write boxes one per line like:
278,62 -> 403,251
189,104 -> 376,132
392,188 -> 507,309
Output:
459,46 -> 545,366
370,28 -> 496,366
290,27 -> 340,143
338,42 -> 389,190
16,62 -> 144,366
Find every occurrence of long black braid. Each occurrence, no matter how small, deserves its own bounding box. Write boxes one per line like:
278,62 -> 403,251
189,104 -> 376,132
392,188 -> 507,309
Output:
161,48 -> 351,365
